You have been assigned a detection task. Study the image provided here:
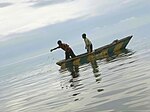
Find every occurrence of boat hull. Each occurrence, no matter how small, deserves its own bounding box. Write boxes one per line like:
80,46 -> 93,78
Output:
56,35 -> 132,69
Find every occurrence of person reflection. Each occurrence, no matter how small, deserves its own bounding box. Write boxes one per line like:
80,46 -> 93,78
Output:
90,59 -> 102,83
67,65 -> 81,88
68,58 -> 102,83
68,65 -> 79,78
90,59 -> 104,92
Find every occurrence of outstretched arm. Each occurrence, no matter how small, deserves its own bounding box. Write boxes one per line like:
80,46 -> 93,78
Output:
50,46 -> 59,52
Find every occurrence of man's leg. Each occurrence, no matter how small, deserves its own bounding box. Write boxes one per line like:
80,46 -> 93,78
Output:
87,46 -> 90,53
70,49 -> 76,58
90,44 -> 93,52
87,48 -> 89,53
65,52 -> 70,60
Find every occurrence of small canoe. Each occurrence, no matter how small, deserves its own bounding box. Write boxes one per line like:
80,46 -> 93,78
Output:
56,35 -> 133,69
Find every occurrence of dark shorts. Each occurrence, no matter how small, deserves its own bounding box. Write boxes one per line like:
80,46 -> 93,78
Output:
65,49 -> 76,60
87,44 -> 93,53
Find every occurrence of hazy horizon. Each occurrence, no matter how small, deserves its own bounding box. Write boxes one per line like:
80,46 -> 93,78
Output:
0,0 -> 150,69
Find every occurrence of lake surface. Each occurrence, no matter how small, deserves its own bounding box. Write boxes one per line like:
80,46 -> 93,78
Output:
0,36 -> 150,112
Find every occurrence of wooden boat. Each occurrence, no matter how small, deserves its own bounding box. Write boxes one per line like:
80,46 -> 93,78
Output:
56,35 -> 133,69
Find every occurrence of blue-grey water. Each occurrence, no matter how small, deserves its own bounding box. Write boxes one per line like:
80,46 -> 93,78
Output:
0,36 -> 150,112
0,0 -> 150,111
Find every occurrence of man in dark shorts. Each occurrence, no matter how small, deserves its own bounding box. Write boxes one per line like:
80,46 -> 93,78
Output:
50,40 -> 76,60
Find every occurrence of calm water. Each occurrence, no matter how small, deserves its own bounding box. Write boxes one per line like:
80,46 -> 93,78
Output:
0,36 -> 150,112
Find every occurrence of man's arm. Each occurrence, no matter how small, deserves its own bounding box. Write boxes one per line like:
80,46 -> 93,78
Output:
50,46 -> 59,52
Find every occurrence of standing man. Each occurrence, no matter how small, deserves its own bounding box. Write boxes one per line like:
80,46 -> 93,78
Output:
50,40 -> 76,60
82,33 -> 93,53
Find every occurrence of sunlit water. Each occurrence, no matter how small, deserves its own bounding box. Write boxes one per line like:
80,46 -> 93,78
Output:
0,37 -> 150,112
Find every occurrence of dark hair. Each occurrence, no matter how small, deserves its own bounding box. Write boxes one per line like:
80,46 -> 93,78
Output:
82,33 -> 86,38
57,40 -> 62,44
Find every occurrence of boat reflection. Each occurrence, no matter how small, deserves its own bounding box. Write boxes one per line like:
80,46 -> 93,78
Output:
60,49 -> 134,89
60,49 -> 134,102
